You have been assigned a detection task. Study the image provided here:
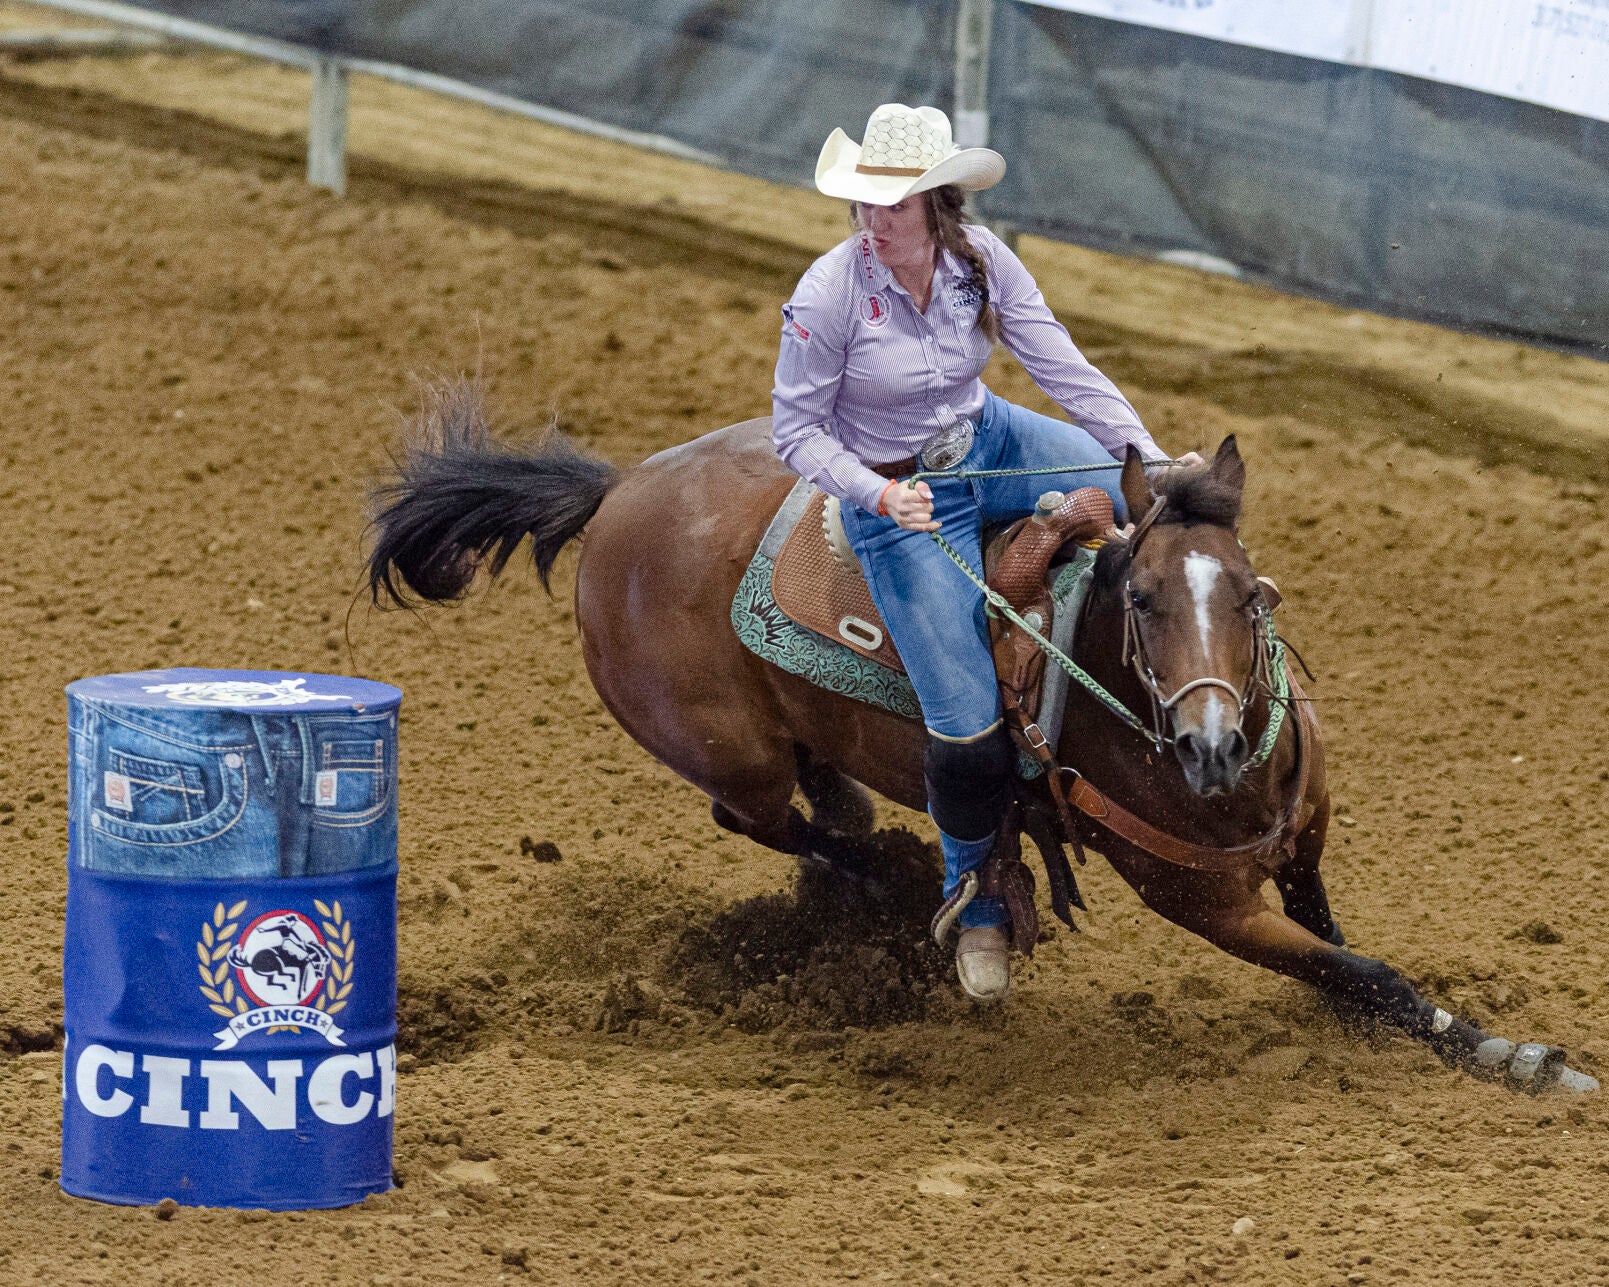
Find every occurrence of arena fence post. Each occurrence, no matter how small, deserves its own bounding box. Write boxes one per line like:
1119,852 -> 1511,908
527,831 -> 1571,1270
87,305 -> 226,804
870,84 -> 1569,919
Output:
953,0 -> 992,151
308,57 -> 349,197
953,0 -> 1017,251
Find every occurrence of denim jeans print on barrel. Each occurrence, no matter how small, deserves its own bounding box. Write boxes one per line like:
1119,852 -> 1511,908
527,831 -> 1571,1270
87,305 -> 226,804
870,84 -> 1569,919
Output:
69,701 -> 397,877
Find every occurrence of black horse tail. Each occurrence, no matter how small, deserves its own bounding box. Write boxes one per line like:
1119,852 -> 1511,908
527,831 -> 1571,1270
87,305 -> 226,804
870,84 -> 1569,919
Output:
366,377 -> 619,607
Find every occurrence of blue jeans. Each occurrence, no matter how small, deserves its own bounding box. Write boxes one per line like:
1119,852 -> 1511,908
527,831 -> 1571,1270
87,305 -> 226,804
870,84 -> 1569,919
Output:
838,390 -> 1128,739
68,701 -> 398,878
838,390 -> 1129,926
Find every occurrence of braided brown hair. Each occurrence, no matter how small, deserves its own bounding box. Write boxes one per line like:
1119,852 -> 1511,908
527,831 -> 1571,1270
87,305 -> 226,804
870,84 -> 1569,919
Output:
925,185 -> 1000,344
849,186 -> 1001,343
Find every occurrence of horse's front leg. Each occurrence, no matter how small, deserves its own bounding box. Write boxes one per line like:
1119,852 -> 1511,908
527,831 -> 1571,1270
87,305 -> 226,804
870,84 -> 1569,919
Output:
1110,855 -> 1597,1094
1272,798 -> 1345,946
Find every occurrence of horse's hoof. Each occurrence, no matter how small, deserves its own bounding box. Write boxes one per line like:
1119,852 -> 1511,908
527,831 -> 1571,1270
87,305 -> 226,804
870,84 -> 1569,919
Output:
1474,1038 -> 1598,1094
1504,1041 -> 1565,1091
1555,1065 -> 1600,1094
803,850 -> 889,903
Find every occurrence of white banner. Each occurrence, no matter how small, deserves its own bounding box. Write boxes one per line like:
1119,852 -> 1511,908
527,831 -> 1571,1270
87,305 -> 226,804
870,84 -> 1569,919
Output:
1369,2 -> 1609,123
1020,0 -> 1358,62
1023,0 -> 1609,123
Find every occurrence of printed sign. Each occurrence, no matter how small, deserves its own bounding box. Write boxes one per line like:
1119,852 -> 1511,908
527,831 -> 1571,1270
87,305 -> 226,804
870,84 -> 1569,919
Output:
1021,0 -> 1609,122
61,867 -> 397,1209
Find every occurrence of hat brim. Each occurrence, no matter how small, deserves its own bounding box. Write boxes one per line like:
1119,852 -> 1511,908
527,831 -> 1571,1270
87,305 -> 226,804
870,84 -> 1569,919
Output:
814,128 -> 1005,206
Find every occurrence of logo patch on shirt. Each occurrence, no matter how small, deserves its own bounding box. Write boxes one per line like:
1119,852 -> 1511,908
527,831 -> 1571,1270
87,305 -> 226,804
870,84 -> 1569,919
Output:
781,304 -> 810,343
859,293 -> 891,329
948,276 -> 983,313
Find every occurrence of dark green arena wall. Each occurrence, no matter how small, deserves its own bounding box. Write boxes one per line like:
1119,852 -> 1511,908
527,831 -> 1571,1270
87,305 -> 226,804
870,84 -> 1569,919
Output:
122,0 -> 1609,354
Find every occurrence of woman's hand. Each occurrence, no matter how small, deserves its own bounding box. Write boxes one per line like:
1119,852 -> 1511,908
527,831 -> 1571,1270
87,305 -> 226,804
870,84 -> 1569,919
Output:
1143,450 -> 1205,486
883,479 -> 940,532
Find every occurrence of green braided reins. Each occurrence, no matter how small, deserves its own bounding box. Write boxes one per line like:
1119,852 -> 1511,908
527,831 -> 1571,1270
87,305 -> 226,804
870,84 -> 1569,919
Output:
898,459 -> 1293,769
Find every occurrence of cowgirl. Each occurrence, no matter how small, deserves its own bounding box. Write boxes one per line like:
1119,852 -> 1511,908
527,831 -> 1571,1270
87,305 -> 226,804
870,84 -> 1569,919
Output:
773,104 -> 1198,1002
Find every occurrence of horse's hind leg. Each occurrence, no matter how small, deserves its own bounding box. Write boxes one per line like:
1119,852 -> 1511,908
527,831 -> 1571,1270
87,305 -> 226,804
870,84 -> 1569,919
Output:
1273,802 -> 1345,946
795,746 -> 875,839
705,756 -> 871,874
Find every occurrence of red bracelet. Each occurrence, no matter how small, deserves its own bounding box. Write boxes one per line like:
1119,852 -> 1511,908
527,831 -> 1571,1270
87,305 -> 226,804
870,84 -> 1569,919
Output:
876,480 -> 899,517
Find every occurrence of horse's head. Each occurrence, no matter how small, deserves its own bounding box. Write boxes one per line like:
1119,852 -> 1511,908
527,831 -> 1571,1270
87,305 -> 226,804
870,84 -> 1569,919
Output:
1101,436 -> 1275,796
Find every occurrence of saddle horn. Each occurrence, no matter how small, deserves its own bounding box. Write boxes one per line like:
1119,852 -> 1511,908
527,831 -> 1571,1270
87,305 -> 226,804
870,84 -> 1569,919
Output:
989,487 -> 1117,612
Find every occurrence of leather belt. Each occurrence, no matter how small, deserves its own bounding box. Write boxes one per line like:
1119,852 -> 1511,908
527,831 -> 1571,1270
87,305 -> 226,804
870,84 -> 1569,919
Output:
867,418 -> 978,481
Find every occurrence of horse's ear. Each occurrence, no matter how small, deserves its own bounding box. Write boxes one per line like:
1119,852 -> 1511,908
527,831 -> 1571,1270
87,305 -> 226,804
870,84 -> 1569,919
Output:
1120,444 -> 1154,524
1209,435 -> 1246,499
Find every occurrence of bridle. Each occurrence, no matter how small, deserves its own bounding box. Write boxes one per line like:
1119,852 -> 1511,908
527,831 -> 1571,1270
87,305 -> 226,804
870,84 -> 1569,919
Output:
1114,496 -> 1279,759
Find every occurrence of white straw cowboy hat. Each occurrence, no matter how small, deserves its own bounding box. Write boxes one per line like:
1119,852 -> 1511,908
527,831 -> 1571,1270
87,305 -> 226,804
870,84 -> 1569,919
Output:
815,103 -> 1005,206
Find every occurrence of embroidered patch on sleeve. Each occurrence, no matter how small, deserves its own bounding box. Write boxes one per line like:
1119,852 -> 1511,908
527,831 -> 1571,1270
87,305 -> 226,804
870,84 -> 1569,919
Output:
781,304 -> 811,343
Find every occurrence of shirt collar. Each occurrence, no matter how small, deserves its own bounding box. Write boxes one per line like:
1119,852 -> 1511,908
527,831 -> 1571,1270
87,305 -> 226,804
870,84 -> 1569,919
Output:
857,235 -> 971,295
854,234 -> 893,293
938,245 -> 969,282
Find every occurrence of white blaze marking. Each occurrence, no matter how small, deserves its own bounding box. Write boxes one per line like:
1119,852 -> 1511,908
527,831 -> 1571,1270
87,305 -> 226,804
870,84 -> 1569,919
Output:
1184,552 -> 1221,654
1185,552 -> 1227,742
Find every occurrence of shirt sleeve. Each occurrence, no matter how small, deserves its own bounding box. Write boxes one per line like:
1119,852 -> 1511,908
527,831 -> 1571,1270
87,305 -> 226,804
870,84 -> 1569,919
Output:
977,228 -> 1167,463
771,271 -> 892,515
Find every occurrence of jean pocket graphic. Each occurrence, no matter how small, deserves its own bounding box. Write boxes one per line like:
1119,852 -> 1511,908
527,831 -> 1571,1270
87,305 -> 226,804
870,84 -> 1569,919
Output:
104,753 -> 206,825
90,747 -> 249,848
311,736 -> 392,827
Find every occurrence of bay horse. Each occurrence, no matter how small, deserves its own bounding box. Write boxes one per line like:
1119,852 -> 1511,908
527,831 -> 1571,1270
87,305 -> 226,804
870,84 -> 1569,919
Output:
367,380 -> 1594,1095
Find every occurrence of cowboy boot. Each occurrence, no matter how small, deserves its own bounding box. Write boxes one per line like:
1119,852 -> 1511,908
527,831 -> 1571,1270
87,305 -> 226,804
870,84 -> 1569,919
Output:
938,829 -> 1012,1003
955,925 -> 1011,1002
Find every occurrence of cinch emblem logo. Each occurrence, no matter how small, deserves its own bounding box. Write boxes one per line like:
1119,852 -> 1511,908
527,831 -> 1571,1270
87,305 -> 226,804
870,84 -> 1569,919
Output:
144,678 -> 353,707
197,900 -> 357,1051
949,278 -> 982,312
860,294 -> 891,328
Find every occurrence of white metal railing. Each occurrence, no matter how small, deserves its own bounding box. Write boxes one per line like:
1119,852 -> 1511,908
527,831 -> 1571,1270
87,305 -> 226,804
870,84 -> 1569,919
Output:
24,0 -> 724,196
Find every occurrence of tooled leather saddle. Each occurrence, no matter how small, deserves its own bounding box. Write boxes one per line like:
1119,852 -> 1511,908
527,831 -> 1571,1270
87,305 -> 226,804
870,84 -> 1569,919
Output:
770,485 -> 1118,693
769,484 -> 1123,953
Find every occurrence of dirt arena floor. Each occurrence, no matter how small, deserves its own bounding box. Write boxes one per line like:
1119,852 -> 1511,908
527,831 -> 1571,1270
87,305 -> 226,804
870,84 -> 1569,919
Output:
4,15 -> 1609,1285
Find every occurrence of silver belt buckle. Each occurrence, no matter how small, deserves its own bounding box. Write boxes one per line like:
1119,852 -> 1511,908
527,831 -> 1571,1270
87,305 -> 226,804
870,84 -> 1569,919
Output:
917,418 -> 975,472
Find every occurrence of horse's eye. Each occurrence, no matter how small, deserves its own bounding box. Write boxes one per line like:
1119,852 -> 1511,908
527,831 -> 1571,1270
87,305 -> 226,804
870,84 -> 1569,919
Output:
1129,588 -> 1153,614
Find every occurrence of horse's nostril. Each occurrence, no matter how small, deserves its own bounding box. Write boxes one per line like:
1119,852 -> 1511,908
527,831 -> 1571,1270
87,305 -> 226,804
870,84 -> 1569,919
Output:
1175,732 -> 1202,763
1226,728 -> 1248,763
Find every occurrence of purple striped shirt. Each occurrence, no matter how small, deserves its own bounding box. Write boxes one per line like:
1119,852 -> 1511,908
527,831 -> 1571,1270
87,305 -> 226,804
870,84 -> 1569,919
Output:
771,225 -> 1164,514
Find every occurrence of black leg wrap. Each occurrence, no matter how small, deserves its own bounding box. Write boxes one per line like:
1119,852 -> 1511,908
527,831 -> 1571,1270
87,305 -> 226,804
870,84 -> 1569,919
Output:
924,726 -> 1014,843
1324,953 -> 1486,1065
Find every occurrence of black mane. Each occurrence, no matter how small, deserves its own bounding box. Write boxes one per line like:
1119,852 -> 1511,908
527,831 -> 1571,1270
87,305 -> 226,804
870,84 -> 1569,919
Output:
1153,464 -> 1242,529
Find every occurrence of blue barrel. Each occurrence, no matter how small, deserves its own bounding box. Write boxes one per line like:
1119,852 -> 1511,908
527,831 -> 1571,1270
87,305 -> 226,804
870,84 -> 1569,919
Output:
61,668 -> 401,1210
